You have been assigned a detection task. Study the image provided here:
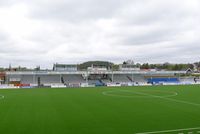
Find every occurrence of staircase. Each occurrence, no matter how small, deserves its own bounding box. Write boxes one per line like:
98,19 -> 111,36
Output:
127,76 -> 133,82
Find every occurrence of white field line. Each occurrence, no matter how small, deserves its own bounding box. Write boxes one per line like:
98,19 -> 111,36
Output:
127,90 -> 200,107
102,90 -> 178,98
121,90 -> 178,98
102,90 -> 149,98
0,94 -> 4,99
103,89 -> 200,107
136,127 -> 200,134
102,90 -> 200,134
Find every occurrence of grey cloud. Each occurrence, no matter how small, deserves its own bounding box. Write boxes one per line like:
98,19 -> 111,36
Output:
0,0 -> 18,7
117,28 -> 177,46
0,31 -> 9,41
27,0 -> 130,22
0,0 -> 200,68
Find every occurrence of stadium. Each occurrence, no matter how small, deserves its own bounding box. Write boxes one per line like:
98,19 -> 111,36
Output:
1,61 -> 200,134
1,0 -> 200,134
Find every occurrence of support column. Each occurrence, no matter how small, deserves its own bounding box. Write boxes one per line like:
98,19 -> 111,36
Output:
112,73 -> 114,82
60,74 -> 62,83
132,72 -> 133,82
86,72 -> 88,83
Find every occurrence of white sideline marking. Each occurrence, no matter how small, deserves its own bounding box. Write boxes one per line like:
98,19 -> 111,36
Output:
0,94 -> 4,99
136,127 -> 200,134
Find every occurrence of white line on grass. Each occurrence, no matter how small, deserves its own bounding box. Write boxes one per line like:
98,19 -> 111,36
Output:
121,90 -> 178,98
103,89 -> 200,134
136,127 -> 200,134
128,90 -> 200,107
102,90 -> 178,98
103,89 -> 200,106
0,94 -> 4,99
102,90 -> 150,98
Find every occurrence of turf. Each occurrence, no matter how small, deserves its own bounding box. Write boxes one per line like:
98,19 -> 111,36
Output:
0,85 -> 200,134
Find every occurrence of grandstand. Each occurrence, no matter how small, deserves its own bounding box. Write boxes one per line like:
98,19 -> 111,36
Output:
1,62 -> 195,88
39,75 -> 61,85
132,74 -> 147,83
3,68 -> 188,88
147,77 -> 179,84
62,74 -> 85,84
179,77 -> 197,84
21,75 -> 36,84
112,74 -> 132,83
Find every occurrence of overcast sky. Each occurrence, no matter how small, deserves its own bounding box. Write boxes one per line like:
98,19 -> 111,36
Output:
0,0 -> 200,68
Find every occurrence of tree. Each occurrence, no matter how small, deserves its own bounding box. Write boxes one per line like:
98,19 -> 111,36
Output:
141,63 -> 149,69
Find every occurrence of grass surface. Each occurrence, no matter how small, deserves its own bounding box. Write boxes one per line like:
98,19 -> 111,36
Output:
0,85 -> 200,134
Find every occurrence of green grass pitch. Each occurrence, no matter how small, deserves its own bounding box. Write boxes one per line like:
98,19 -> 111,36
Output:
1,85 -> 200,134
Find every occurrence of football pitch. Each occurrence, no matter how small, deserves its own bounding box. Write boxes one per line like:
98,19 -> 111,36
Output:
0,85 -> 200,134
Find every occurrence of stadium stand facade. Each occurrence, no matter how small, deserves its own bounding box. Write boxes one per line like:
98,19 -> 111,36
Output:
1,62 -> 198,88
147,78 -> 179,84
3,69 -> 191,88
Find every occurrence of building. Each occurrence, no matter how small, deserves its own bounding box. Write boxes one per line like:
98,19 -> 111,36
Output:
53,63 -> 77,71
119,64 -> 140,71
0,72 -> 5,84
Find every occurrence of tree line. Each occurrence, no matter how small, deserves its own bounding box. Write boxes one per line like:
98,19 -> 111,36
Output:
1,61 -> 199,71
